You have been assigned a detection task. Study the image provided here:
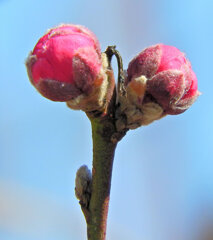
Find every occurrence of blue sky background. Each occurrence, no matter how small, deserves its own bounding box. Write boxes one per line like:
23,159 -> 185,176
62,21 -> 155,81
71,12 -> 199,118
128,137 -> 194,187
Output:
0,0 -> 212,239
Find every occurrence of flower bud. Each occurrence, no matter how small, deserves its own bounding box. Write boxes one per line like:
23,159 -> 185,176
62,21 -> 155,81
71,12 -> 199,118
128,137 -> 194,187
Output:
75,165 -> 92,207
116,44 -> 199,130
26,24 -> 114,112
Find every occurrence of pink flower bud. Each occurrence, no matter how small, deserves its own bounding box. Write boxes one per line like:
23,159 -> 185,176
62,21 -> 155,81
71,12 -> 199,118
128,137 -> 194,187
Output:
115,44 -> 200,130
26,24 -> 112,111
127,44 -> 200,115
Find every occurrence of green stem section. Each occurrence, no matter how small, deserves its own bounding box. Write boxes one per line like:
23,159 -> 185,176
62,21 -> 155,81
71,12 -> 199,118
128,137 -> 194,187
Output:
87,116 -> 117,240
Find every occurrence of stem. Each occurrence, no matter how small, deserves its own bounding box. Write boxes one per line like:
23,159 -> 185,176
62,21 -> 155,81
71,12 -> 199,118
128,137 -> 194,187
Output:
76,46 -> 127,240
105,46 -> 126,97
87,116 -> 117,240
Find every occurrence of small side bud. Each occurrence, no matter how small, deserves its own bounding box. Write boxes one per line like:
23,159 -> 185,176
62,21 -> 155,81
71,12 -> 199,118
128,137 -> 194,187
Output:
75,165 -> 92,208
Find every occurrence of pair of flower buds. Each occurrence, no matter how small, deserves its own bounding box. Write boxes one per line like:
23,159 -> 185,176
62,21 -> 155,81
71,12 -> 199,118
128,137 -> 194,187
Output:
26,24 -> 199,129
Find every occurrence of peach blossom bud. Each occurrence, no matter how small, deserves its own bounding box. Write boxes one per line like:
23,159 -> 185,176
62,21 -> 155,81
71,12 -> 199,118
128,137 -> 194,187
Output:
116,44 -> 199,130
127,44 -> 199,115
26,24 -> 114,112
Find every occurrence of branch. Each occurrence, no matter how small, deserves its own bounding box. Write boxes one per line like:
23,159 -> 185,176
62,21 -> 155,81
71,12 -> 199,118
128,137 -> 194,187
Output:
105,46 -> 126,97
87,116 -> 117,240
76,46 -> 127,240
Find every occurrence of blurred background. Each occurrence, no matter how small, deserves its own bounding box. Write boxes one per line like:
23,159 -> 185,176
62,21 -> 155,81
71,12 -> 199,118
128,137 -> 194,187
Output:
0,0 -> 212,239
